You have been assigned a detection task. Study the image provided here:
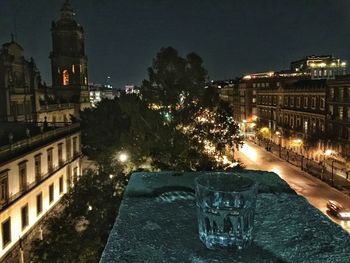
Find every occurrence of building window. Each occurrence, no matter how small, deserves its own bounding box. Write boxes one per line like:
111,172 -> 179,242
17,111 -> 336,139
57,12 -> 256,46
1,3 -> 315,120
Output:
21,204 -> 29,230
296,97 -> 301,107
47,148 -> 53,172
63,70 -> 69,86
58,143 -> 63,165
2,218 -> 11,248
49,184 -> 54,204
320,97 -> 325,110
339,87 -> 344,100
73,167 -> 78,184
36,192 -> 43,215
330,88 -> 334,100
339,107 -> 344,120
59,176 -> 64,194
347,107 -> 350,120
72,64 -> 75,74
73,137 -> 78,156
0,171 -> 8,204
290,97 -> 294,107
311,97 -> 316,109
284,96 -> 288,106
19,161 -> 27,192
34,154 -> 41,182
303,97 -> 308,108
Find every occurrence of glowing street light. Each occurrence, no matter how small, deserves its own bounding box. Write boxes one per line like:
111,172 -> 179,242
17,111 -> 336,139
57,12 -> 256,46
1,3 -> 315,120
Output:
324,149 -> 333,156
118,153 -> 128,163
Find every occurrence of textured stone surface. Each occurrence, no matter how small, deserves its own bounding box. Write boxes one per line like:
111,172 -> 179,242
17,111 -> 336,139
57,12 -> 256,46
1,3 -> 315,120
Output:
100,171 -> 350,263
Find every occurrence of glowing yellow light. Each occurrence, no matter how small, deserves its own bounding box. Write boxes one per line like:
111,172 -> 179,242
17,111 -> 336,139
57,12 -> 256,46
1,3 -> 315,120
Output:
63,69 -> 69,86
118,153 -> 128,162
240,144 -> 257,162
324,149 -> 333,156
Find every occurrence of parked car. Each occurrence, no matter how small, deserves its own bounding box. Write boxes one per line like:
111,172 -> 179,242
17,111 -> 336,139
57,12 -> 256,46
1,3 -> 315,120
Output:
327,200 -> 350,219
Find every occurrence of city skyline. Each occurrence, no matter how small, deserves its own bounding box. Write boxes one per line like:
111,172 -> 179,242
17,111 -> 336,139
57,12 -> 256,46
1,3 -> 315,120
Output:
1,0 -> 350,88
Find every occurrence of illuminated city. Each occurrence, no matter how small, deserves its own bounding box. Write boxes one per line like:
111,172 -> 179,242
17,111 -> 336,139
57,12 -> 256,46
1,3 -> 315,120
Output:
1,0 -> 350,262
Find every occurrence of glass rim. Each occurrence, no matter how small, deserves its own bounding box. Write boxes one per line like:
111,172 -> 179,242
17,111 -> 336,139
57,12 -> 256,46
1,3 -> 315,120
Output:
194,173 -> 256,193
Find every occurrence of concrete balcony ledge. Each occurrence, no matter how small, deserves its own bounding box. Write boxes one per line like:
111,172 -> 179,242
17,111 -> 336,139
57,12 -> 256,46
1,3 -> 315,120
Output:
100,171 -> 350,263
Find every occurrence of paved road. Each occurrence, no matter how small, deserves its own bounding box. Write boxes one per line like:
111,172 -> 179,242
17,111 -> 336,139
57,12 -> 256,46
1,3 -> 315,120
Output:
235,141 -> 350,233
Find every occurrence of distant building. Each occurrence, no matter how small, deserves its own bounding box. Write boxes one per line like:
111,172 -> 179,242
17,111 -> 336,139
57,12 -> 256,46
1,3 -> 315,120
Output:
291,55 -> 347,80
89,84 -> 120,107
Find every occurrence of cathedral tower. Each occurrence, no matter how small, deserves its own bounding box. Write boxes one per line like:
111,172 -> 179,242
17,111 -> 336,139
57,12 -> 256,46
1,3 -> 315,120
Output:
50,0 -> 90,110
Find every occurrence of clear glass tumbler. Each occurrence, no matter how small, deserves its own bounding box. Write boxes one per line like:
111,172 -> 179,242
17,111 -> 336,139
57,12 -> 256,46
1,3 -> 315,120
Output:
195,173 -> 257,249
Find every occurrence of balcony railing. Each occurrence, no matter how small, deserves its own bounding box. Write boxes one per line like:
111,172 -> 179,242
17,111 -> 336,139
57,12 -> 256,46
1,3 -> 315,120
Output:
39,103 -> 76,112
0,123 -> 80,162
0,154 -> 81,211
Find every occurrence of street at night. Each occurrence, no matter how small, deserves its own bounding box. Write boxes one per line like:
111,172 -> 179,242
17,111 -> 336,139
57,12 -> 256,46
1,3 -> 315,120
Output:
237,141 -> 350,232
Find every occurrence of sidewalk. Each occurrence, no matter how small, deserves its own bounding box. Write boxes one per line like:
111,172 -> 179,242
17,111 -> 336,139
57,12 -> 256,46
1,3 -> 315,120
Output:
253,139 -> 350,196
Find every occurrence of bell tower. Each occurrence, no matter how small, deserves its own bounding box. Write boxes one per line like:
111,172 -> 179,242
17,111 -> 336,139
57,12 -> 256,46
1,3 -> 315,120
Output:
50,0 -> 90,110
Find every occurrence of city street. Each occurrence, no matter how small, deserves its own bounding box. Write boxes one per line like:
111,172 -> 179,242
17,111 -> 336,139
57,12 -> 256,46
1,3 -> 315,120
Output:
236,141 -> 350,233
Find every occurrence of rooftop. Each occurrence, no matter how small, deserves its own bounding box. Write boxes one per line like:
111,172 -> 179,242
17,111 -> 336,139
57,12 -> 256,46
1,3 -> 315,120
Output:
100,171 -> 350,263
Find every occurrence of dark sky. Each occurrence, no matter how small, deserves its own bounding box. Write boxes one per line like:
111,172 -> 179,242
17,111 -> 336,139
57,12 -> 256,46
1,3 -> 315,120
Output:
1,0 -> 350,88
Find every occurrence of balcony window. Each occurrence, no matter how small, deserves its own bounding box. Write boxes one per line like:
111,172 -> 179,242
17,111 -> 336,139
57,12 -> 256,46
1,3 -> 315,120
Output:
339,107 -> 344,120
58,143 -> 63,165
296,97 -> 301,107
73,137 -> 78,156
36,192 -> 43,215
311,97 -> 316,109
339,87 -> 344,100
49,184 -> 54,204
18,161 -> 27,192
0,172 -> 8,204
34,154 -> 41,182
320,97 -> 325,110
47,148 -> 53,172
2,218 -> 11,248
21,204 -> 29,230
59,176 -> 64,194
73,167 -> 78,184
290,97 -> 294,107
303,97 -> 308,108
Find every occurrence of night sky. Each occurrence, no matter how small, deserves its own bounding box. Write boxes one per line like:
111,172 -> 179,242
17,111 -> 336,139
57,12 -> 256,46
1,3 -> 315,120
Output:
0,0 -> 349,88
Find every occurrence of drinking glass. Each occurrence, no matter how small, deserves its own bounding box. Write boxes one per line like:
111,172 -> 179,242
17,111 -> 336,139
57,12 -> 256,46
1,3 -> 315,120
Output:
195,173 -> 257,249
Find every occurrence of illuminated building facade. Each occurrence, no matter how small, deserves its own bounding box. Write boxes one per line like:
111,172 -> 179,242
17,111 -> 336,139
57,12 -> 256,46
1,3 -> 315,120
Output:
326,76 -> 350,160
291,55 -> 347,80
50,0 -> 90,111
0,123 -> 81,260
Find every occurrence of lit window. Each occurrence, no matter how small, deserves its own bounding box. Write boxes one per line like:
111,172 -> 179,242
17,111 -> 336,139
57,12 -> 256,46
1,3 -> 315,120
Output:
339,107 -> 344,120
320,97 -> 325,109
72,64 -> 75,74
84,77 -> 88,85
330,88 -> 334,99
63,70 -> 69,86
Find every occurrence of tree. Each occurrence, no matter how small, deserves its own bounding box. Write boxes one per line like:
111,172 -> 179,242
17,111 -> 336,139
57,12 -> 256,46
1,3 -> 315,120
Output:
31,170 -> 124,263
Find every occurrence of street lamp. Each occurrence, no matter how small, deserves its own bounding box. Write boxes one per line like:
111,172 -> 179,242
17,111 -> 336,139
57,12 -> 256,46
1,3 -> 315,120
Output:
118,153 -> 128,163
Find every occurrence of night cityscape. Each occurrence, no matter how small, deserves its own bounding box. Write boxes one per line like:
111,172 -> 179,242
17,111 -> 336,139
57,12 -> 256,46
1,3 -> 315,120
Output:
1,0 -> 350,262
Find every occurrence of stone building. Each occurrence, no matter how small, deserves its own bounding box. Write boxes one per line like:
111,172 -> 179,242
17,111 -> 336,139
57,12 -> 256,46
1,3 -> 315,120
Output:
0,0 -> 88,260
50,0 -> 90,111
